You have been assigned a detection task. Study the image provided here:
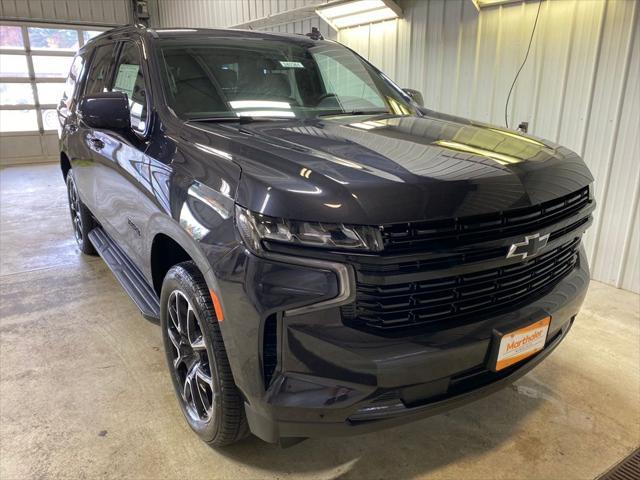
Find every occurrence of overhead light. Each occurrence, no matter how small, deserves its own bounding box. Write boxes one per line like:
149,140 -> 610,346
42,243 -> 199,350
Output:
472,0 -> 524,10
316,0 -> 402,30
229,100 -> 294,118
236,110 -> 295,118
229,100 -> 291,109
432,140 -> 523,166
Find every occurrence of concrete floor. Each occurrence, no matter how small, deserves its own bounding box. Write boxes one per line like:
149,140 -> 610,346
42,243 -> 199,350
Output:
0,163 -> 638,480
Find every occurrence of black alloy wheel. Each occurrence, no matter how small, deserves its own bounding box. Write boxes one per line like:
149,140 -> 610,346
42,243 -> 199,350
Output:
65,171 -> 96,255
166,289 -> 215,424
160,262 -> 248,446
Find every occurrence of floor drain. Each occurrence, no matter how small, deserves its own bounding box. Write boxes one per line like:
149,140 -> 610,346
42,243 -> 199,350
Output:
598,447 -> 640,480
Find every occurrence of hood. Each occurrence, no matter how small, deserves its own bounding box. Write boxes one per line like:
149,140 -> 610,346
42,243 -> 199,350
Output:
190,113 -> 593,225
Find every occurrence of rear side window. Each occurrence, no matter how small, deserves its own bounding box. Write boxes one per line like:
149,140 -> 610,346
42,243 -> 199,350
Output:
112,42 -> 148,133
84,43 -> 117,95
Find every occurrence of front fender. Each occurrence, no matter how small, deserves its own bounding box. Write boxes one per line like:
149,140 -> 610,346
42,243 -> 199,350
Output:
145,212 -> 232,317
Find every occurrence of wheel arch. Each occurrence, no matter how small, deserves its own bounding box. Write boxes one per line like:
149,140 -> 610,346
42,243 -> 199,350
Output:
60,151 -> 71,179
150,233 -> 194,295
146,218 -> 223,301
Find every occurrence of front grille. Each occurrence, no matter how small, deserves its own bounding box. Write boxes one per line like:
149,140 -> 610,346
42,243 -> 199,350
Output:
357,216 -> 590,277
381,186 -> 590,253
343,238 -> 580,332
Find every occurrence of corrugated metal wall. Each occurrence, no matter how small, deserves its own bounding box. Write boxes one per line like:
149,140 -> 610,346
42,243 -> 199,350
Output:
260,15 -> 336,40
0,0 -> 132,25
154,0 -> 640,293
156,0 -> 320,28
155,0 -> 335,37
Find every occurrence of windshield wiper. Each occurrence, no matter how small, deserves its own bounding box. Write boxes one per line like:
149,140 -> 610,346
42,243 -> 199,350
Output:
319,110 -> 389,117
187,117 -> 240,123
188,116 -> 293,124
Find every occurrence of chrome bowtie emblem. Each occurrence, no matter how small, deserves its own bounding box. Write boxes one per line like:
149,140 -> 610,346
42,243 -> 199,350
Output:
507,233 -> 550,260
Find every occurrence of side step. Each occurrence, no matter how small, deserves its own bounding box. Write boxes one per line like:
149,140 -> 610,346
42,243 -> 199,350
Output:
88,227 -> 160,322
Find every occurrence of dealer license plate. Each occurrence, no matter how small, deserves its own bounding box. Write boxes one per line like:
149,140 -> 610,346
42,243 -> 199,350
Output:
495,317 -> 550,371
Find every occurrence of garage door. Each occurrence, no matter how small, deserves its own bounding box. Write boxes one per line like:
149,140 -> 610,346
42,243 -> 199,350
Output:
0,22 -> 108,165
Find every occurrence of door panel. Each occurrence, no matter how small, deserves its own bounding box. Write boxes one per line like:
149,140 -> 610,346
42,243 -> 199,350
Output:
86,40 -> 153,269
73,42 -> 118,220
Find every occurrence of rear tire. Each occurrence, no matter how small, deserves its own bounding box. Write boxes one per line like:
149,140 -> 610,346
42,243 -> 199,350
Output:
66,170 -> 97,255
160,261 -> 249,446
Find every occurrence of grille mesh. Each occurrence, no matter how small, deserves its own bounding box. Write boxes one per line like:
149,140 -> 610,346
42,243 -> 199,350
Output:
343,238 -> 581,332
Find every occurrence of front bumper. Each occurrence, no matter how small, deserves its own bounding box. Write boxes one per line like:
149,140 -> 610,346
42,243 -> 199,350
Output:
213,243 -> 590,443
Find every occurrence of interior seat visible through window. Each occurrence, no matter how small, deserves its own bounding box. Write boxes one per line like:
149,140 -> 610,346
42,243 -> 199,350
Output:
163,52 -> 226,115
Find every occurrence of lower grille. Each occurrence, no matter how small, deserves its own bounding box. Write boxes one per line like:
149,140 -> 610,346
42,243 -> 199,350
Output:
262,314 -> 278,388
343,238 -> 580,332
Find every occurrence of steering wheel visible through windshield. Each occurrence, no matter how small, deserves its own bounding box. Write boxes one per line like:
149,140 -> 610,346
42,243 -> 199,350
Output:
157,36 -> 415,120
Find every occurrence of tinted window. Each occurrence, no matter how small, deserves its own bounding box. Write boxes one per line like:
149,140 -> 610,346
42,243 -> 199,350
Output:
314,52 -> 385,109
159,39 -> 413,120
84,43 -> 116,95
112,41 -> 148,132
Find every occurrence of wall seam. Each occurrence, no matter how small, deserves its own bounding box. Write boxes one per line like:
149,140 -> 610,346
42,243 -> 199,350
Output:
578,0 -> 607,158
489,5 -> 502,122
436,0 -> 446,111
554,0 -> 578,143
452,0 -> 464,113
508,1 -> 527,125
470,9 -> 483,118
617,177 -> 640,288
529,0 -> 549,132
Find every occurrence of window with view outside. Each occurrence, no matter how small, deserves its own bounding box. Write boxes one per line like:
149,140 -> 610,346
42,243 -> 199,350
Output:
37,83 -> 66,105
0,83 -> 34,105
0,24 -> 104,132
33,56 -> 74,78
0,54 -> 28,77
83,31 -> 102,43
28,27 -> 78,51
159,39 -> 413,120
0,26 -> 24,49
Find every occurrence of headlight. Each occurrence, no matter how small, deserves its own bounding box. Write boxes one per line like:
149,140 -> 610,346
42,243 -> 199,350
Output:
235,206 -> 383,252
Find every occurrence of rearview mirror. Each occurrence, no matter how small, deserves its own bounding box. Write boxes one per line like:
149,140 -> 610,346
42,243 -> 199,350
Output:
403,88 -> 424,107
78,92 -> 131,130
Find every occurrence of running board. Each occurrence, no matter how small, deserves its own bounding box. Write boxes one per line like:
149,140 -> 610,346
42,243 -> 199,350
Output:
88,227 -> 160,322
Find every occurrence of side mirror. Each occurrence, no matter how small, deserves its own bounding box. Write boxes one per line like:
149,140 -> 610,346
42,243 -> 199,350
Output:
78,92 -> 131,130
403,88 -> 424,107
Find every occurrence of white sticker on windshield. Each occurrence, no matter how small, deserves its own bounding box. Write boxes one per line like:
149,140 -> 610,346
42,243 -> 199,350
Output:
279,61 -> 304,69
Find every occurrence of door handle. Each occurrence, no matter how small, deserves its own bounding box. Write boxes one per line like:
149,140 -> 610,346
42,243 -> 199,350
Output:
89,137 -> 105,150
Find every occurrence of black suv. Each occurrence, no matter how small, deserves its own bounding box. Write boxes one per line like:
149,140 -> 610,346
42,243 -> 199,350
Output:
59,26 -> 595,446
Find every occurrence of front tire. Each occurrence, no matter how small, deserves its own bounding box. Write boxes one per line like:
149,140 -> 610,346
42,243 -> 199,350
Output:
66,170 -> 96,255
160,262 -> 248,446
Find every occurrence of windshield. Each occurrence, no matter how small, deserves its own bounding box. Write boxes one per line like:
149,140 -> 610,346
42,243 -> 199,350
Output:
157,37 -> 414,120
